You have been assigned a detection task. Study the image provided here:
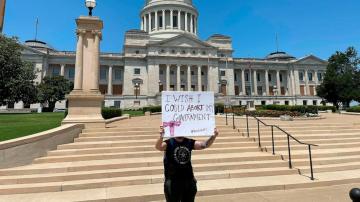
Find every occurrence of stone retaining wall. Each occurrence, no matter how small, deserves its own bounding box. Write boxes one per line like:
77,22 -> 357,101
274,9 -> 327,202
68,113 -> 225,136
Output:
0,124 -> 84,169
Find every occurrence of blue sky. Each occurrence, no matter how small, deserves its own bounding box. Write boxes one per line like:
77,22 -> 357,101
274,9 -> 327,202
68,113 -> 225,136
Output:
3,0 -> 360,59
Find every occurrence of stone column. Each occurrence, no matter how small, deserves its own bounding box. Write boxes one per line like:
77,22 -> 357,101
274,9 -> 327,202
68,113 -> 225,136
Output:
149,12 -> 152,32
144,14 -> 148,32
166,64 -> 170,91
276,70 -> 281,95
314,70 -> 318,95
178,10 -> 181,30
265,69 -> 269,95
170,10 -> 174,29
155,11 -> 158,31
187,65 -> 191,91
207,66 -> 211,92
74,30 -> 84,90
253,70 -> 258,95
190,14 -> 193,33
305,69 -> 309,96
185,12 -> 188,31
177,65 -> 181,91
60,64 -> 65,76
107,66 -> 113,95
286,70 -> 291,96
90,31 -> 100,91
194,17 -> 197,34
198,66 -> 202,91
141,16 -> 144,31
291,69 -> 296,96
63,16 -> 105,128
241,69 -> 246,95
162,10 -> 165,30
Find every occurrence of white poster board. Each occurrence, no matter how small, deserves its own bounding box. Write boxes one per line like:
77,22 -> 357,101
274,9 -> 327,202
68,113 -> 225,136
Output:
162,91 -> 215,138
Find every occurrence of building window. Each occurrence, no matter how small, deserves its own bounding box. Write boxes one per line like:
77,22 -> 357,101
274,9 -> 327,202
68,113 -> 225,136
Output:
318,73 -> 323,81
114,101 -> 121,109
285,101 -> 289,105
134,68 -> 141,75
280,74 -> 283,82
192,50 -> 196,55
160,70 -> 164,75
313,100 -> 317,106
182,50 -> 186,54
52,67 -> 60,76
299,72 -> 304,81
234,73 -> 238,81
257,86 -> 263,95
68,68 -> 75,79
220,53 -> 225,57
159,16 -> 163,28
181,71 -> 185,75
202,51 -> 206,55
268,74 -> 272,82
261,101 -> 266,106
245,73 -> 249,81
191,71 -> 195,76
201,71 -> 204,76
114,69 -> 122,80
220,71 -> 226,76
308,72 -> 313,81
173,16 -> 178,27
170,70 -> 174,75
303,100 -> 308,106
100,68 -> 107,80
171,50 -> 176,54
135,50 -> 140,54
161,49 -> 165,54
257,73 -> 261,82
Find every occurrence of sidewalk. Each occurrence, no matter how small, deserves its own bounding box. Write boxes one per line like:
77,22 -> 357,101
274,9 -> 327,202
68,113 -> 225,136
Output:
196,183 -> 357,202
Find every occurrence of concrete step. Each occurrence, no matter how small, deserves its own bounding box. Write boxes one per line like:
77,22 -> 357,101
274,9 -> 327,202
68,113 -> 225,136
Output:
0,153 -> 277,176
1,170 -> 360,201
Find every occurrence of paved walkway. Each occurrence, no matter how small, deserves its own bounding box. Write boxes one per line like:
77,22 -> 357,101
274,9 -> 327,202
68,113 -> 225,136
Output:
195,183 -> 357,202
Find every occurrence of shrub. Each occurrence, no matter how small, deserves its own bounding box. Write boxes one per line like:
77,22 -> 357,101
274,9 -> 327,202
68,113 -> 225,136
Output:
260,105 -> 319,114
102,108 -> 122,119
142,106 -> 162,113
317,106 -> 337,112
239,110 -> 301,117
215,103 -> 224,114
347,106 -> 360,113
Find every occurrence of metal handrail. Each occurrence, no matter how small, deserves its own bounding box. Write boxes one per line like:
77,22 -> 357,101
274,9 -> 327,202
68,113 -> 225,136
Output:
245,114 -> 318,180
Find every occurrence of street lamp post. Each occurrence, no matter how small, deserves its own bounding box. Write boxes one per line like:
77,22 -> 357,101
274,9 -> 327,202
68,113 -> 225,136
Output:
135,83 -> 140,99
85,0 -> 96,16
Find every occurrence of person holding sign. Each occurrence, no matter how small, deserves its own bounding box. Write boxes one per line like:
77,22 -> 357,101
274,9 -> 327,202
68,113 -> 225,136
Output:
155,127 -> 219,202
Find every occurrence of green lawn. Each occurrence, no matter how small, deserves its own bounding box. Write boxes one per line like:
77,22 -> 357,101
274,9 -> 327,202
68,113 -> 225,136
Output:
0,113 -> 65,142
122,110 -> 145,117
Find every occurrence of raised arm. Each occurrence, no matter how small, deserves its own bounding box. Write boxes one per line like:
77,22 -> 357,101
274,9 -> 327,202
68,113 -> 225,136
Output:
155,126 -> 167,151
194,128 -> 219,150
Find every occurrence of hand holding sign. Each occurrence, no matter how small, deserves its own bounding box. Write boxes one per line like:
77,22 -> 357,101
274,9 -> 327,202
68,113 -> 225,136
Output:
162,91 -> 215,138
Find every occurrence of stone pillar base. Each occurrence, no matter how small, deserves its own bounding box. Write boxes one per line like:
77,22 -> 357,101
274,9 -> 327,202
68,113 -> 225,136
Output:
62,91 -> 105,128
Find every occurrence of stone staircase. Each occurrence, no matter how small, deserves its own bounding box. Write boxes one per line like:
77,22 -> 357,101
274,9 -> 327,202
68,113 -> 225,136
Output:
0,114 -> 360,201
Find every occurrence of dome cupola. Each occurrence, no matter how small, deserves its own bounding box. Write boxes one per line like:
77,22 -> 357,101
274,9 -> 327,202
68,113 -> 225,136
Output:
140,0 -> 198,40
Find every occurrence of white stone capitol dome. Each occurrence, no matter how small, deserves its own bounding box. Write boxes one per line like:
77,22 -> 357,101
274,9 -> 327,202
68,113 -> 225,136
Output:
145,0 -> 193,6
141,0 -> 198,40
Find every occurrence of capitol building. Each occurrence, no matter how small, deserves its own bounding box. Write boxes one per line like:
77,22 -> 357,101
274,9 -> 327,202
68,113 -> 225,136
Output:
19,0 -> 327,109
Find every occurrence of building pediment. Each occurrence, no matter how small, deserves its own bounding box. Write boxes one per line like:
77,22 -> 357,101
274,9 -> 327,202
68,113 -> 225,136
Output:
294,55 -> 327,65
21,46 -> 46,56
153,34 -> 214,49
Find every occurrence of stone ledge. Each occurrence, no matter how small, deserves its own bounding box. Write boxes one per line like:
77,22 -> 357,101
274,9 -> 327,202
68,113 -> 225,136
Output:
0,124 -> 84,169
105,115 -> 130,124
340,111 -> 360,116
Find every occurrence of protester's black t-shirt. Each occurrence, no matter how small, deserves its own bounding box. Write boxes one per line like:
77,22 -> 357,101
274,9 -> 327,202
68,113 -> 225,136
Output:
164,138 -> 195,180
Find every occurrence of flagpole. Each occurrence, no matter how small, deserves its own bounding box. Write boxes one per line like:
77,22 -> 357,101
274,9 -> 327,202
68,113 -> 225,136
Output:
0,0 -> 6,33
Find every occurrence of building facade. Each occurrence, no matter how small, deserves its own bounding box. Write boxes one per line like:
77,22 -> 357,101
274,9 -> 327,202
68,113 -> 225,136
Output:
15,0 -> 327,109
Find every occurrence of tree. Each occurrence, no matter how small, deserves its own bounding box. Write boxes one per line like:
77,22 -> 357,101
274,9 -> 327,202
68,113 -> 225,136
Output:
37,76 -> 73,111
317,47 -> 360,108
0,35 -> 37,106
